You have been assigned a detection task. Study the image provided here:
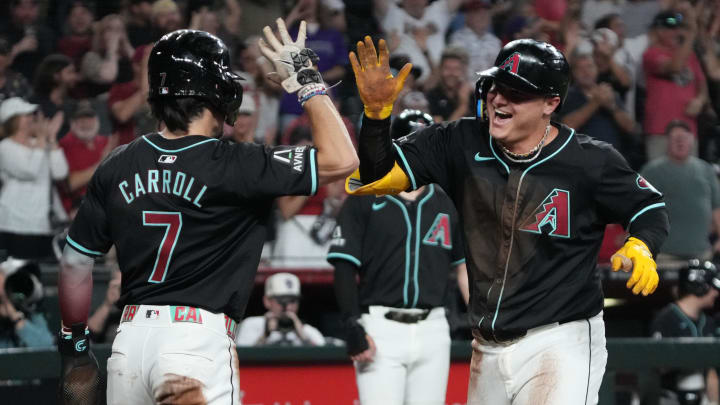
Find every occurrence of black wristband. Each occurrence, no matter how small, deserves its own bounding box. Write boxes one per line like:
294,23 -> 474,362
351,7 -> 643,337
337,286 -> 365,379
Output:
359,114 -> 394,183
344,318 -> 369,356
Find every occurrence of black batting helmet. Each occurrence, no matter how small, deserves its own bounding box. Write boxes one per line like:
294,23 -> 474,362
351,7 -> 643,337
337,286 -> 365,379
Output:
475,39 -> 570,120
148,30 -> 244,125
391,109 -> 434,140
678,259 -> 720,297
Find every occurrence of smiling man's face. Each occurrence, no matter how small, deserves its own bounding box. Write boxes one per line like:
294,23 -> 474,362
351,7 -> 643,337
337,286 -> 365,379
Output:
486,82 -> 558,144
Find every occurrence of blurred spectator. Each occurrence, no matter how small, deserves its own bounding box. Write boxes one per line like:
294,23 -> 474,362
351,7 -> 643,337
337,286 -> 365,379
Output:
187,0 -> 242,53
0,0 -> 56,82
501,14 -> 550,44
87,269 -> 122,343
274,124 -> 348,268
643,11 -> 708,160
150,0 -> 182,42
0,38 -> 32,104
651,259 -> 719,405
319,0 -> 347,33
236,272 -> 325,346
0,259 -> 54,348
224,95 -> 257,144
581,0 -> 620,31
449,0 -> 501,82
389,54 -> 425,114
29,54 -> 79,139
81,14 -> 135,97
591,27 -> 632,98
620,0 -> 666,38
56,0 -> 95,66
426,47 -> 473,122
641,120 -> 720,267
374,0 -> 463,85
108,45 -> 150,145
560,52 -> 639,156
279,0 -> 348,131
59,101 -> 117,216
0,98 -> 68,260
396,90 -> 430,115
125,0 -> 154,47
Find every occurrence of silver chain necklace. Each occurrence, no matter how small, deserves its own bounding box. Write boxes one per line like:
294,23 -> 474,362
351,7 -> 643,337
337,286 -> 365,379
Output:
499,125 -> 551,164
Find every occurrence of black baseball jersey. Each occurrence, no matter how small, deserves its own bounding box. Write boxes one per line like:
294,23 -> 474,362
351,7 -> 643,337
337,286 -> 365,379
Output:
66,133 -> 318,321
327,184 -> 465,309
650,303 -> 719,390
385,118 -> 668,341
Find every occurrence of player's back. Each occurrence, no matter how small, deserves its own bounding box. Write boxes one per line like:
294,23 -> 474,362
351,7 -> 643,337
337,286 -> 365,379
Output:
67,133 -> 318,320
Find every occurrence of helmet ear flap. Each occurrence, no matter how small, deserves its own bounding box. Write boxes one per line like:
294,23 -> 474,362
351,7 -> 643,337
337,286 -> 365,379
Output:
475,78 -> 493,122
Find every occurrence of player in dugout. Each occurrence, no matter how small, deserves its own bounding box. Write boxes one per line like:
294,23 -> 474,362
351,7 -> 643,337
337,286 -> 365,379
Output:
56,19 -> 358,405
346,36 -> 669,405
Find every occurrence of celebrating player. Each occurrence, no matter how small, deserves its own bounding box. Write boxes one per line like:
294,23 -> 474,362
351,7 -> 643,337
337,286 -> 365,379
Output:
347,37 -> 669,405
328,109 -> 468,405
56,20 -> 358,405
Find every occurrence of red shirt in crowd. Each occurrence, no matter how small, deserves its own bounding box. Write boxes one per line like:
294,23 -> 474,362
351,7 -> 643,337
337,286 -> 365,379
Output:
59,131 -> 108,212
643,45 -> 705,136
108,81 -> 140,145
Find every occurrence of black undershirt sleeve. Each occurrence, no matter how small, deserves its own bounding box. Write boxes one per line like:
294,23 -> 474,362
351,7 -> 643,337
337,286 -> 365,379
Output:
359,115 -> 394,183
332,259 -> 361,320
628,207 -> 670,257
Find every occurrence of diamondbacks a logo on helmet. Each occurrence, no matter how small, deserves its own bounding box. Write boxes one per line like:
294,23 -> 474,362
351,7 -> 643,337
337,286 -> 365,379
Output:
520,189 -> 570,238
423,213 -> 452,249
636,175 -> 661,195
498,52 -> 521,74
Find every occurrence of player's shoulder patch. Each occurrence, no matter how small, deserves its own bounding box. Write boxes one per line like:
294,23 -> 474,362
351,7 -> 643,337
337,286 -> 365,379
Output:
271,145 -> 308,174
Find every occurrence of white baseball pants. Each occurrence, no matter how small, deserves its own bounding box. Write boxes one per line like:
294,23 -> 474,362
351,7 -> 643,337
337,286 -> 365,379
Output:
467,311 -> 608,405
355,306 -> 451,405
107,305 -> 242,405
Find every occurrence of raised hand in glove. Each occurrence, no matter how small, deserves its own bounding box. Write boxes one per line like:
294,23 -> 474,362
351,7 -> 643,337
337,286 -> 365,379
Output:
58,323 -> 102,405
611,237 -> 659,296
349,36 -> 412,120
258,18 -> 322,93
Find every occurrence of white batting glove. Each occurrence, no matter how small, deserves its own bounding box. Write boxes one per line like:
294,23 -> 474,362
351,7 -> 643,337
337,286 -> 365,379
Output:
259,18 -> 322,93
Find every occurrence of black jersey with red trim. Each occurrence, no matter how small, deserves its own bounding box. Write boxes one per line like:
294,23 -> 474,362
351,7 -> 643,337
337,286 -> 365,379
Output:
327,184 -> 465,309
383,118 -> 668,342
66,133 -> 318,321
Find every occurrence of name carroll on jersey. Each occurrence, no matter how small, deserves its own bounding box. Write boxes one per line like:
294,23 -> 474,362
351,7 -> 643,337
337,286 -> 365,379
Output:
118,169 -> 208,207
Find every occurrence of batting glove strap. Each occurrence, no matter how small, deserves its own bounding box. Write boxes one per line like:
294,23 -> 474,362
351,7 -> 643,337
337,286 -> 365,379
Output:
284,66 -> 324,93
344,318 -> 369,356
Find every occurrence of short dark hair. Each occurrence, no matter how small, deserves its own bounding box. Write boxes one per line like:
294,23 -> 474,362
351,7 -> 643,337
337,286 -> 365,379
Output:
594,13 -> 619,30
440,46 -> 469,66
33,54 -> 72,96
664,119 -> 692,136
149,97 -> 219,133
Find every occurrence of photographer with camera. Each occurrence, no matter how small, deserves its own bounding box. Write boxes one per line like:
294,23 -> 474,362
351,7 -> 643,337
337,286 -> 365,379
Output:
0,259 -> 54,348
236,272 -> 325,346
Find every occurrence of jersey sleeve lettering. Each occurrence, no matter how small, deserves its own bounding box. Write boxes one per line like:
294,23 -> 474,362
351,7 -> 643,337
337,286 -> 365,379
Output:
327,196 -> 366,266
229,143 -> 318,198
67,170 -> 112,258
395,124 -> 454,192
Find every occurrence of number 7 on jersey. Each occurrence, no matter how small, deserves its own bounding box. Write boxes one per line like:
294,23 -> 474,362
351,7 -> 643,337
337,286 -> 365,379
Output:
143,211 -> 183,283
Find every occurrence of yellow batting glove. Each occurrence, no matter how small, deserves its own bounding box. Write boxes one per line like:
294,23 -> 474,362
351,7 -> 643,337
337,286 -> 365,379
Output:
610,237 -> 659,296
349,36 -> 412,120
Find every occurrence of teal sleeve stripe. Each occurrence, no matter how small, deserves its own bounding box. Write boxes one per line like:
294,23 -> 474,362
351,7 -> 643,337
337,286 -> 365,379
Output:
310,148 -> 318,196
327,252 -> 361,267
451,258 -> 466,266
392,143 -> 417,190
629,202 -> 666,225
66,236 -> 103,257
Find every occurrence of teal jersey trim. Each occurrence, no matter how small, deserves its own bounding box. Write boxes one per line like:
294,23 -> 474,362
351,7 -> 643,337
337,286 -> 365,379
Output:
629,202 -> 666,225
371,201 -> 387,211
327,252 -> 362,267
66,236 -> 103,257
142,136 -> 218,153
487,134 -> 510,174
451,258 -> 466,267
393,143 -> 417,191
491,128 -> 576,333
412,185 -> 435,307
310,148 -> 318,196
386,195 -> 413,307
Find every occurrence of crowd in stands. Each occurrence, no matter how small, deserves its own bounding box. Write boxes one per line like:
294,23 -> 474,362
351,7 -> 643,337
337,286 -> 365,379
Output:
0,0 -> 719,357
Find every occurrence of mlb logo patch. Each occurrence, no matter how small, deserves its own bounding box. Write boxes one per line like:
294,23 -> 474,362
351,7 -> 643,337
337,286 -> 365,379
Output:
160,87 -> 169,95
146,310 -> 160,319
158,155 -> 177,164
